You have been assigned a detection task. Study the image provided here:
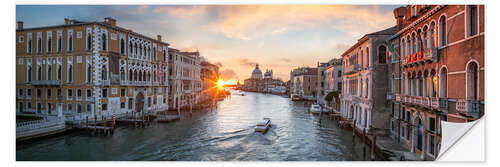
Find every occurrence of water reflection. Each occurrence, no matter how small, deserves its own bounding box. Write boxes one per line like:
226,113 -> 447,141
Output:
17,92 -> 372,161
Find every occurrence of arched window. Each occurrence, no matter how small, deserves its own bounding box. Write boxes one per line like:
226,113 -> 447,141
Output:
134,43 -> 138,55
418,71 -> 423,96
430,22 -> 436,48
401,38 -> 406,58
57,64 -> 61,80
153,47 -> 157,60
120,67 -> 125,81
440,67 -> 447,98
37,38 -> 42,53
416,29 -> 421,52
27,65 -> 32,82
37,66 -> 42,80
129,41 -> 133,55
68,35 -> 73,51
57,36 -> 62,52
120,38 -> 125,54
87,35 -> 92,50
47,37 -> 52,52
431,70 -> 437,97
134,70 -> 137,81
87,64 -> 92,83
411,33 -> 416,54
129,69 -> 133,81
47,65 -> 52,80
102,33 -> 107,51
424,71 -> 429,97
102,65 -> 107,81
439,16 -> 447,47
422,26 -> 428,50
467,62 -> 479,100
68,65 -> 73,83
378,45 -> 386,64
366,79 -> 369,98
406,35 -> 411,56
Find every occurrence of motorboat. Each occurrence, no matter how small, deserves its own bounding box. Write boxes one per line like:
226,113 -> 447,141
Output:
291,94 -> 301,101
310,104 -> 322,114
255,118 -> 271,133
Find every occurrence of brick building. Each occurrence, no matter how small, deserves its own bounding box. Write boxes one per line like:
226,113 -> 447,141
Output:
389,5 -> 484,160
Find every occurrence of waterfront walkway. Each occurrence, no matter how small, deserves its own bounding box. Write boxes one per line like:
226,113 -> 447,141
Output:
375,136 -> 422,161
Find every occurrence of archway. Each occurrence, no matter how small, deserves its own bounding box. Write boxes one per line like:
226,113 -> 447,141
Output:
135,92 -> 144,113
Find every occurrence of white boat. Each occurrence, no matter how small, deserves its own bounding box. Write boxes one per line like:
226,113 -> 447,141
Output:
255,118 -> 271,133
310,104 -> 322,114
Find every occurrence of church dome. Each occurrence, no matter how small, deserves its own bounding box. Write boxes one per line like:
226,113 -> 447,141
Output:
251,64 -> 263,80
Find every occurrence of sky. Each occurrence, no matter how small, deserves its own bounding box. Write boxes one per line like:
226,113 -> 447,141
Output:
16,5 -> 400,81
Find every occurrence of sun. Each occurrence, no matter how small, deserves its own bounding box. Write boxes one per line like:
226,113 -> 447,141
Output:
217,80 -> 225,88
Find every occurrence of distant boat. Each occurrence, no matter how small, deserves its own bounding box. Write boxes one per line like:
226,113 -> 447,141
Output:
255,118 -> 271,133
291,94 -> 301,101
310,104 -> 322,114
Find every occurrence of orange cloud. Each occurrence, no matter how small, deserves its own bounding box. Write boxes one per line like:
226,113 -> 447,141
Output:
204,5 -> 394,40
153,6 -> 209,18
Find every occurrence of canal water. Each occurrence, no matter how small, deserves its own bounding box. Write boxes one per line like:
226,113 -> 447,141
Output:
17,92 -> 373,161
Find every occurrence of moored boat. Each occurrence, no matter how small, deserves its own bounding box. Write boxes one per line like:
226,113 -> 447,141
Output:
310,104 -> 322,114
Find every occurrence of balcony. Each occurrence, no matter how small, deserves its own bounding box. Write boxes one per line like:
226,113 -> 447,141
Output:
396,93 -> 403,102
456,99 -> 480,118
423,48 -> 438,62
86,96 -> 95,102
351,96 -> 360,105
120,80 -> 129,86
343,64 -> 360,75
31,80 -> 62,86
387,92 -> 395,100
56,95 -> 63,100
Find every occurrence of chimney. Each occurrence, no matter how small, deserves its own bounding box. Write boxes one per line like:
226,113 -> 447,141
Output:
393,7 -> 407,30
64,18 -> 70,25
17,21 -> 23,30
104,17 -> 116,26
157,35 -> 162,42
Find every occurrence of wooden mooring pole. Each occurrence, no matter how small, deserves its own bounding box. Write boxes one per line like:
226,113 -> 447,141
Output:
86,116 -> 88,131
352,119 -> 356,144
371,135 -> 377,161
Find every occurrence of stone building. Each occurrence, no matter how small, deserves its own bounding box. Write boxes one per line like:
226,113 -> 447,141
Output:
324,58 -> 343,110
290,67 -> 318,101
200,61 -> 219,103
168,49 -> 202,110
389,5 -> 484,160
340,26 -> 397,136
16,17 -> 170,118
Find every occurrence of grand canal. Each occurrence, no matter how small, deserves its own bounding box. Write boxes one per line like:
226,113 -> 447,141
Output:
17,92 -> 373,161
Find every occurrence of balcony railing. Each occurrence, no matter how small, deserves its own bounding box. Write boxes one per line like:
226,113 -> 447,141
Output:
423,48 -> 438,61
86,96 -> 95,102
401,48 -> 438,66
343,64 -> 360,74
31,80 -> 62,86
456,99 -> 480,118
102,80 -> 110,86
120,80 -> 129,86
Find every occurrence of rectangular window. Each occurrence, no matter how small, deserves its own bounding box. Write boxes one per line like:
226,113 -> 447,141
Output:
36,88 -> 41,99
18,88 -> 23,98
411,6 -> 417,17
67,88 -> 73,100
67,103 -> 73,112
27,102 -> 32,109
120,88 -> 126,97
429,117 -> 436,132
36,32 -> 42,53
27,33 -> 32,53
77,89 -> 82,100
468,5 -> 478,36
102,89 -> 108,98
86,104 -> 92,112
76,103 -> 82,113
102,103 -> 108,111
47,31 -> 52,52
128,98 -> 133,109
120,102 -> 125,109
428,135 -> 435,155
67,30 -> 73,51
47,88 -> 51,98
57,88 -> 62,96
87,89 -> 92,97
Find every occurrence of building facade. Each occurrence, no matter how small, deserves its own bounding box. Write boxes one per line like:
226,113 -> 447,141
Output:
324,58 -> 343,110
200,61 -> 220,103
340,26 -> 397,135
16,17 -> 170,119
168,49 -> 202,110
290,67 -> 318,101
389,5 -> 485,160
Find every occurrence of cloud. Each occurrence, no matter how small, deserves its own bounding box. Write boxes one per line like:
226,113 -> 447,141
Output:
280,58 -> 292,63
133,5 -> 149,14
238,58 -> 258,67
219,69 -> 237,80
332,43 -> 351,55
204,5 -> 395,40
214,62 -> 224,67
152,6 -> 209,18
